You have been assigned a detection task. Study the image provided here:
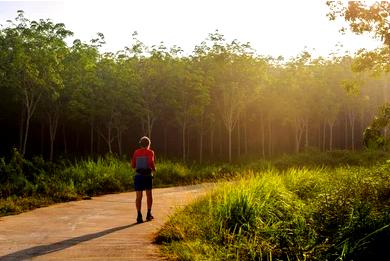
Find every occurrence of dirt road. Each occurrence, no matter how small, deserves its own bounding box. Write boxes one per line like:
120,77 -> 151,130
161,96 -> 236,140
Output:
0,184 -> 210,261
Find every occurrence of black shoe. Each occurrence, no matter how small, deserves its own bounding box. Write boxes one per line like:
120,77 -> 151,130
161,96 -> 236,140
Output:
146,213 -> 154,221
137,214 -> 143,224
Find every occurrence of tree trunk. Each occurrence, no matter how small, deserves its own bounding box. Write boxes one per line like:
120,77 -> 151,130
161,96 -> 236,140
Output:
305,118 -> 309,149
348,110 -> 356,151
293,118 -> 304,153
48,110 -> 59,161
294,127 -> 302,153
328,121 -> 334,151
322,121 -> 326,151
145,111 -> 155,140
49,135 -> 54,161
98,113 -> 115,154
108,124 -> 112,153
358,110 -> 365,147
76,132 -> 80,153
117,127 -> 122,156
62,125 -> 67,154
19,108 -> 25,152
97,133 -> 100,156
186,128 -> 190,159
261,113 -> 265,158
199,114 -> 204,164
344,113 -> 349,150
22,110 -> 31,156
317,123 -> 321,151
164,125 -> 168,156
219,123 -> 223,158
40,122 -> 44,155
141,121 -> 146,137
237,115 -> 241,158
228,127 -> 232,162
244,111 -> 248,155
90,119 -> 94,155
267,116 -> 272,157
182,123 -> 186,162
22,88 -> 42,155
210,125 -> 215,156
351,118 -> 355,151
199,129 -> 204,163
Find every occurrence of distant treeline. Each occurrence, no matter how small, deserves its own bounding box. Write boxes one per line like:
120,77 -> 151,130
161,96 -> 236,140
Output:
1,11 -> 389,162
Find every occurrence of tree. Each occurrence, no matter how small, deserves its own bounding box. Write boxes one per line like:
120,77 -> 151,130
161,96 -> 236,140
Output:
328,2 -> 390,148
113,53 -> 138,156
327,1 -> 389,72
199,32 -> 263,162
170,58 -> 209,162
0,11 -> 72,156
133,43 -> 172,139
64,38 -> 100,155
281,51 -> 315,153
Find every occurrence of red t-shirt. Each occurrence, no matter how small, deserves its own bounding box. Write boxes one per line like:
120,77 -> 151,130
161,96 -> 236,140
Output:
131,148 -> 156,171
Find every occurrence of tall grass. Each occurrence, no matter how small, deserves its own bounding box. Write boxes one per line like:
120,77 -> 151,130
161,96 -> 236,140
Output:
1,149 -> 390,219
0,152 -> 134,215
0,151 -> 240,215
269,149 -> 390,169
156,163 -> 390,260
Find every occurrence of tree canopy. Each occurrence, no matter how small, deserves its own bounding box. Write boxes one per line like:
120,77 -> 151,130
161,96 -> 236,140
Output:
1,10 -> 390,161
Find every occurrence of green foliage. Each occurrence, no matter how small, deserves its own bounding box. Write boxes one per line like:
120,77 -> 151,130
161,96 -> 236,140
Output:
0,150 -> 133,215
364,103 -> 390,149
0,150 -> 242,215
271,149 -> 389,169
3,12 -> 387,162
157,164 -> 390,260
59,155 -> 132,196
0,196 -> 54,216
327,1 -> 390,73
153,161 -> 191,186
2,149 -> 389,216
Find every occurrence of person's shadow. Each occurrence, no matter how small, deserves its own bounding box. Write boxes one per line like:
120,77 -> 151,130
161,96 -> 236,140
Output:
0,223 -> 138,261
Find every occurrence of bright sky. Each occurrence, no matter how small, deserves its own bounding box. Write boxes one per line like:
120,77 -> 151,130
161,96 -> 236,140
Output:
0,0 -> 381,58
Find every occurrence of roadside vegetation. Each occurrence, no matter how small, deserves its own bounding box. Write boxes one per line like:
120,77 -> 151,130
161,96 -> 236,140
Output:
1,149 -> 389,217
0,148 -> 234,216
156,159 -> 390,260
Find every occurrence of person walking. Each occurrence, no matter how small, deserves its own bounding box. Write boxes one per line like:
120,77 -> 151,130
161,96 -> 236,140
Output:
131,136 -> 156,223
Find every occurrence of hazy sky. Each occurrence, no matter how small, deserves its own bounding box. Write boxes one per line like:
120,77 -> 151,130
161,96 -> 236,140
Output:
0,0 -> 381,58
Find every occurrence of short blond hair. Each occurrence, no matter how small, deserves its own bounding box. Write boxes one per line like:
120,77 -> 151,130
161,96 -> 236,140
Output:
139,136 -> 151,148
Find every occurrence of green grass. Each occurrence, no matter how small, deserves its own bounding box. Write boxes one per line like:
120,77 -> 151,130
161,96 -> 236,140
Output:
2,149 -> 390,259
156,163 -> 390,260
1,148 -> 390,220
0,152 -> 134,215
0,150 -> 241,216
246,149 -> 390,170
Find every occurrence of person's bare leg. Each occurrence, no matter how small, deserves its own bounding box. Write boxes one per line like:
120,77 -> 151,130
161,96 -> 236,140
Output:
136,191 -> 143,223
146,189 -> 153,220
146,189 -> 153,210
136,191 -> 143,211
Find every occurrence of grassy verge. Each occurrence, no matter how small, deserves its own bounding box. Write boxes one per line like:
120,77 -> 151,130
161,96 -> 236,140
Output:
156,163 -> 390,260
0,152 -> 132,216
0,150 -> 238,216
1,149 -> 389,217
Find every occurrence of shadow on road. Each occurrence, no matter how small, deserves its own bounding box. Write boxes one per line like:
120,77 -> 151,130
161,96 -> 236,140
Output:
0,223 -> 138,261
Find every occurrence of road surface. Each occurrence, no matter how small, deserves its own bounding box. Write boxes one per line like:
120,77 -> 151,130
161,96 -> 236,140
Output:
0,184 -> 210,261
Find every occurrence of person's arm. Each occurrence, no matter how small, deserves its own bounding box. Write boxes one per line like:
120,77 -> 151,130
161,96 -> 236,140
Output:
150,151 -> 156,173
131,151 -> 137,169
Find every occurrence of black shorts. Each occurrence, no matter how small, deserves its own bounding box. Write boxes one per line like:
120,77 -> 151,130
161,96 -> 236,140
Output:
134,173 -> 153,191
